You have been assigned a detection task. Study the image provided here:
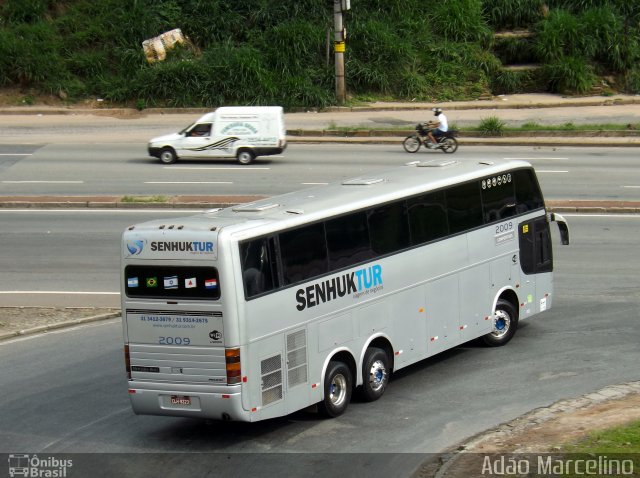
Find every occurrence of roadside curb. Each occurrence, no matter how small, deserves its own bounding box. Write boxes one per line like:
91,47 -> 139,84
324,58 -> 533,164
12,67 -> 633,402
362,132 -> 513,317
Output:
0,311 -> 121,342
417,381 -> 640,478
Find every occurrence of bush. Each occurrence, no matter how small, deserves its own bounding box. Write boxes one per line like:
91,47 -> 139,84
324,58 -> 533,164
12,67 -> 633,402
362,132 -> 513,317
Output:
490,69 -> 531,94
624,68 -> 640,94
429,0 -> 492,45
478,116 -> 506,136
483,0 -> 545,30
534,9 -> 582,62
542,56 -> 594,94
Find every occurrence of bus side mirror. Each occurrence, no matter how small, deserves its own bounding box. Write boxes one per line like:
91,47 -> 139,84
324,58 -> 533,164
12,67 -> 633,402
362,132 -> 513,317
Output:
548,212 -> 570,245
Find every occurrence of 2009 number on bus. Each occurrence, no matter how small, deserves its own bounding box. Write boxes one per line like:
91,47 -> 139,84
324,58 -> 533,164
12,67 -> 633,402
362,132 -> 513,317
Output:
159,336 -> 191,345
496,221 -> 514,234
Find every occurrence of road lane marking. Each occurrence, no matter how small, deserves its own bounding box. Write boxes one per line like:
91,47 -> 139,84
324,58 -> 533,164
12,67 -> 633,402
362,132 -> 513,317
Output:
2,180 -> 84,184
536,170 -> 569,173
163,166 -> 270,170
144,181 -> 233,184
622,185 -> 640,188
302,182 -> 329,185
0,153 -> 32,156
503,157 -> 569,161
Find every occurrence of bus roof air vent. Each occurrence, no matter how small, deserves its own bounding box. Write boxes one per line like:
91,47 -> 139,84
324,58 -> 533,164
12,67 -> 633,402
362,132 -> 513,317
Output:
232,202 -> 280,213
417,160 -> 458,168
342,177 -> 384,186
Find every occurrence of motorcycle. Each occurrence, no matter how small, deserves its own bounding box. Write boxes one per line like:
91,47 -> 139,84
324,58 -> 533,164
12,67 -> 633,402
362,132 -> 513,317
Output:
402,123 -> 458,154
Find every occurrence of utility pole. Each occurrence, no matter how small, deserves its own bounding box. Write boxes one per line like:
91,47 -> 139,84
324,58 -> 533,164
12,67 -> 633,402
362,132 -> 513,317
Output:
333,0 -> 349,105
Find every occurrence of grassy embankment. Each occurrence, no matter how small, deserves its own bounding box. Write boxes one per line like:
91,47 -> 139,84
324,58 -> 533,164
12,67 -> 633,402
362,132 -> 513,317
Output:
1,1 -> 640,108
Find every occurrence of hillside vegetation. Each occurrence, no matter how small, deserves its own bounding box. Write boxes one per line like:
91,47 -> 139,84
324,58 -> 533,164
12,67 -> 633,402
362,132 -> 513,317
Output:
1,0 -> 639,108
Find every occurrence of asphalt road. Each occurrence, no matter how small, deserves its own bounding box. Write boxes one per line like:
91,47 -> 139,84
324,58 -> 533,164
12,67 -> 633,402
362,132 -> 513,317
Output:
0,209 -> 189,307
1,143 -> 640,200
0,215 -> 639,477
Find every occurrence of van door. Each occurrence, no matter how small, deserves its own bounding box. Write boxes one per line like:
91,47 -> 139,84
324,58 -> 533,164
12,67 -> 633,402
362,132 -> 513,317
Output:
178,122 -> 213,158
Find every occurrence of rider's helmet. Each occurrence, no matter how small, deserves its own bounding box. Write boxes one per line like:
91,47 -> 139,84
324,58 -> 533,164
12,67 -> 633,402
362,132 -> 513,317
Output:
433,107 -> 442,117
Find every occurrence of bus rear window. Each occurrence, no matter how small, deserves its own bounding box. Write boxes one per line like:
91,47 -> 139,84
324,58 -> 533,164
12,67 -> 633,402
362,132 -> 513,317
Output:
124,266 -> 220,300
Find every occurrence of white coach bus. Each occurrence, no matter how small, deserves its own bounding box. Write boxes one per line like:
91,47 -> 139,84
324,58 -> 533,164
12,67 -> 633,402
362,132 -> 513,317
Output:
121,159 -> 569,421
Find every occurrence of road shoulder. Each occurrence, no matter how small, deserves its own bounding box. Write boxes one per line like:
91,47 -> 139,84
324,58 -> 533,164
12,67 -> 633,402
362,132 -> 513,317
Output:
0,307 -> 119,341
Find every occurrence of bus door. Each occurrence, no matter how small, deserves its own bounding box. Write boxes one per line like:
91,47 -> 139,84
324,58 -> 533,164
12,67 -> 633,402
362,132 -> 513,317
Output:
518,216 -> 553,314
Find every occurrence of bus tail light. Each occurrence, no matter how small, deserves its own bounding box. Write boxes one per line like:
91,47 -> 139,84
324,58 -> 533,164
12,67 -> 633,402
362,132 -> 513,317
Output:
124,344 -> 131,379
225,348 -> 241,385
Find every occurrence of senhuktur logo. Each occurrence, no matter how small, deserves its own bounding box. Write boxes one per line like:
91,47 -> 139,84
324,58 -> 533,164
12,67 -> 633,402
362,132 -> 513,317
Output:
126,239 -> 145,256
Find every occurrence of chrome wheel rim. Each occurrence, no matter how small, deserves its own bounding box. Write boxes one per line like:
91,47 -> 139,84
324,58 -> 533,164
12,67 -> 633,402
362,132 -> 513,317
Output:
491,309 -> 511,339
368,360 -> 387,392
328,373 -> 348,407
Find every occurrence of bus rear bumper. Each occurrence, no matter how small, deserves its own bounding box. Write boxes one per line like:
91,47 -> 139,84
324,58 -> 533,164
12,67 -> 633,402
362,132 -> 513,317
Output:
128,382 -> 251,422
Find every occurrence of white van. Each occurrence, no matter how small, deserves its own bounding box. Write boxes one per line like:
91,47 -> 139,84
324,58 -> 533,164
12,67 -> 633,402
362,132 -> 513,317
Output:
148,106 -> 287,165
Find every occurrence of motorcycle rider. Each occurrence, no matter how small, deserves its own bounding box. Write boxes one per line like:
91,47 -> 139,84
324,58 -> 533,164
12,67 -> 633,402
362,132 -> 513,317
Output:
427,107 -> 448,148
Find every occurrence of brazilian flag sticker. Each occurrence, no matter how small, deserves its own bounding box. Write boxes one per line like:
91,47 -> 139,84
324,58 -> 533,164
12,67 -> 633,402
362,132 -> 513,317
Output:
146,277 -> 158,288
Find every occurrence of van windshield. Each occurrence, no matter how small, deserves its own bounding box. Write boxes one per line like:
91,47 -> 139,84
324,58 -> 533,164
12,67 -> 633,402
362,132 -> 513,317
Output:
179,123 -> 196,135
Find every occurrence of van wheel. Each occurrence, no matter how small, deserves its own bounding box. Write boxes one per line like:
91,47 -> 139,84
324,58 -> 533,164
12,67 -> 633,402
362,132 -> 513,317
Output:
482,299 -> 518,347
237,150 -> 255,165
159,147 -> 177,164
359,347 -> 390,402
318,361 -> 352,418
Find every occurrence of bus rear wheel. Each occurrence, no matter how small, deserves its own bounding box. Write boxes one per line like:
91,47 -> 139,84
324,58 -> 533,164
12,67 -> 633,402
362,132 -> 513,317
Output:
318,361 -> 353,418
360,347 -> 390,402
482,299 -> 518,347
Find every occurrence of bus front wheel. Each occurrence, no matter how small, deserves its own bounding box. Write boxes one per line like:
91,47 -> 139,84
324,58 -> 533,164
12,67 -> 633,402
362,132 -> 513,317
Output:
482,299 -> 518,347
360,347 -> 390,402
318,361 -> 353,418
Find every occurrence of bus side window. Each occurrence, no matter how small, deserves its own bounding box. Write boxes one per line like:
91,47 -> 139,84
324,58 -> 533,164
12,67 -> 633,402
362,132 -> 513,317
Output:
481,173 -> 517,223
368,201 -> 410,255
240,238 -> 277,298
446,182 -> 483,234
326,211 -> 373,270
407,191 -> 448,245
280,223 -> 329,285
514,169 -> 544,213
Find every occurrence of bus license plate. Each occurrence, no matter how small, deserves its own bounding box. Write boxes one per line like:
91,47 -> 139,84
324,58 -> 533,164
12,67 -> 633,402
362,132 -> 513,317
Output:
170,395 -> 191,406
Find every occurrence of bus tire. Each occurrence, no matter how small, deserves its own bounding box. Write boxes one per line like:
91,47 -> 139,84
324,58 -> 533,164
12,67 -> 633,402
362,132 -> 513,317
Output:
318,361 -> 353,418
482,299 -> 518,347
360,347 -> 390,402
159,147 -> 177,164
237,149 -> 255,165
